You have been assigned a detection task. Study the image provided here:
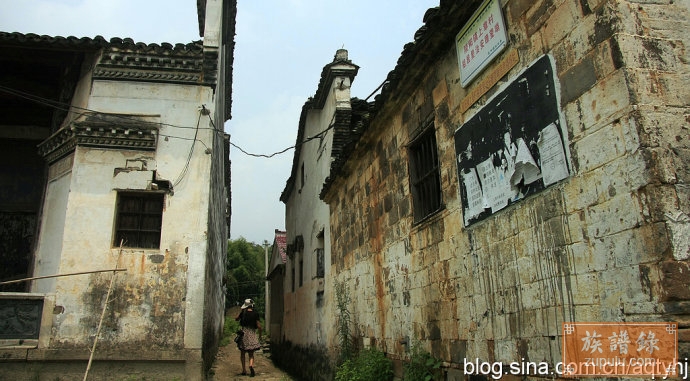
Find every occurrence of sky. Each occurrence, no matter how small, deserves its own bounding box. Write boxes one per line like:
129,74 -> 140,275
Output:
1,0 -> 438,244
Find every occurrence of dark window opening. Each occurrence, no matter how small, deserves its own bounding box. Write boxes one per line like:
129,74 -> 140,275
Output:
315,248 -> 324,278
114,192 -> 164,249
408,125 -> 442,223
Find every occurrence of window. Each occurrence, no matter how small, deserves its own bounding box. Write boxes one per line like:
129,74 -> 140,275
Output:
114,192 -> 164,249
408,125 -> 442,223
315,229 -> 325,278
315,248 -> 324,278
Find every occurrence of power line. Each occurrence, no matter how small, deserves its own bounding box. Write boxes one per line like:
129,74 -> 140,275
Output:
0,84 -> 216,133
0,84 -> 337,160
172,110 -> 202,187
227,113 -> 336,158
227,279 -> 268,286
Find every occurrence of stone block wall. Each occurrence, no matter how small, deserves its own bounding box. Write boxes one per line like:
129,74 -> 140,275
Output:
324,0 -> 690,373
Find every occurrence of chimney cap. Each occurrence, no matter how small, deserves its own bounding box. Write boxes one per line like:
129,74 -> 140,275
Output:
334,48 -> 348,61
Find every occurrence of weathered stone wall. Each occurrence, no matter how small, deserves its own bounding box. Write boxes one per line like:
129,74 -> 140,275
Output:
282,51 -> 359,354
324,0 -> 690,372
200,100 -> 229,377
200,0 -> 234,373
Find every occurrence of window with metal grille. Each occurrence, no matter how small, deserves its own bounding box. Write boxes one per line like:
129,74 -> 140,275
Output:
114,192 -> 164,249
408,125 -> 442,223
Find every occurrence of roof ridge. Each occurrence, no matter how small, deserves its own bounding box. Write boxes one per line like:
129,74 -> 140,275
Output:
0,31 -> 203,54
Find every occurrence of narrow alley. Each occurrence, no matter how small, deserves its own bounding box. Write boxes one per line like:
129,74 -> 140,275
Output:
210,342 -> 294,381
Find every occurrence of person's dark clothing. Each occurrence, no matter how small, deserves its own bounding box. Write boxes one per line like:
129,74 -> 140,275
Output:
239,309 -> 260,329
236,309 -> 261,352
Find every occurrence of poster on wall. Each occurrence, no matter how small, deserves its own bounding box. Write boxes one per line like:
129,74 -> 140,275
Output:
454,55 -> 570,226
456,0 -> 508,88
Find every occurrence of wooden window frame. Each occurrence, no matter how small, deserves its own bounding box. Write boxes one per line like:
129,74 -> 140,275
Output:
113,191 -> 164,249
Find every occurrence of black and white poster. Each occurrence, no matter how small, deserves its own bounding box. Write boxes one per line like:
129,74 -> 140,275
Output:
454,55 -> 570,226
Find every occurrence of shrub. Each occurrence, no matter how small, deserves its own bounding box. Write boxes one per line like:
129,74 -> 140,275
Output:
335,348 -> 393,381
334,280 -> 353,363
220,314 -> 241,347
403,345 -> 442,381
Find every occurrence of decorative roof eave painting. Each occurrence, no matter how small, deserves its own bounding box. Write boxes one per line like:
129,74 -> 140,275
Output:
38,115 -> 159,164
94,40 -> 205,85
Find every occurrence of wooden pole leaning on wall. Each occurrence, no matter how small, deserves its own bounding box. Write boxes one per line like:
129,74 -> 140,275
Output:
83,240 -> 126,381
0,269 -> 126,286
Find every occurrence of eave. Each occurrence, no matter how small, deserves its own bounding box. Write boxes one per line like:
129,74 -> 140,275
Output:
37,115 -> 159,164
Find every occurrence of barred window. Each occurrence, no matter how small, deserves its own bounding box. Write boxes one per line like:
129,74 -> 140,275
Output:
408,125 -> 442,223
114,192 -> 164,249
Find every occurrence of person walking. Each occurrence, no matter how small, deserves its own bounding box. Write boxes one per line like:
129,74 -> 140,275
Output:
235,298 -> 262,377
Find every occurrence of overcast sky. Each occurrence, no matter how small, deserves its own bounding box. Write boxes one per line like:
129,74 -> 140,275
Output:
1,0 -> 438,244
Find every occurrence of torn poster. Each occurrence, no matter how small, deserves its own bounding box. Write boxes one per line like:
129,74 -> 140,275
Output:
453,55 -> 570,226
510,138 -> 542,187
537,123 -> 569,186
476,154 -> 512,213
461,168 -> 484,225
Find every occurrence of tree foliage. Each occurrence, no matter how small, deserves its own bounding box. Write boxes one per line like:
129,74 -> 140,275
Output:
226,237 -> 267,315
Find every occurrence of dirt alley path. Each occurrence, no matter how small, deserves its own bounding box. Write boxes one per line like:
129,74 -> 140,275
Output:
209,340 -> 296,381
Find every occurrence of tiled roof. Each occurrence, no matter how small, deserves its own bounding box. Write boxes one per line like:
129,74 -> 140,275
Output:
0,32 -> 109,49
0,32 -> 204,55
267,230 -> 288,279
94,38 -> 205,85
0,28 -> 235,121
274,230 -> 288,264
370,1 -> 483,110
320,0 -> 484,199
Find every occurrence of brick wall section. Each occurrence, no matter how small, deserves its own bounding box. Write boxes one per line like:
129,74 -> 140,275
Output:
323,0 -> 690,372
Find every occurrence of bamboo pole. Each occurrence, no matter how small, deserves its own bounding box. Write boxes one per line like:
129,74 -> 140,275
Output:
83,241 -> 124,381
0,269 -> 126,286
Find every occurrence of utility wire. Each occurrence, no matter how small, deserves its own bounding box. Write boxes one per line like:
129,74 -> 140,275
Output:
228,123 -> 333,158
227,279 -> 269,286
0,84 -> 337,160
364,79 -> 387,101
0,84 -> 218,133
172,110 -> 202,187
0,84 -> 206,187
226,113 -> 336,158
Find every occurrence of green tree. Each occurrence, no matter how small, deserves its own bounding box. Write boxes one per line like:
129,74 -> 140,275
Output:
226,237 -> 267,316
